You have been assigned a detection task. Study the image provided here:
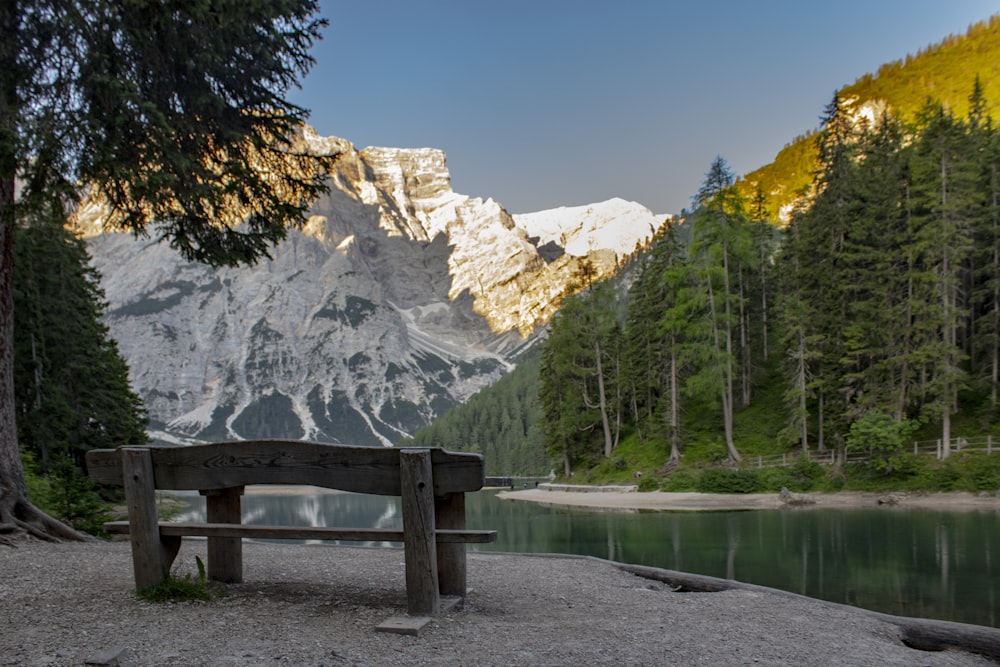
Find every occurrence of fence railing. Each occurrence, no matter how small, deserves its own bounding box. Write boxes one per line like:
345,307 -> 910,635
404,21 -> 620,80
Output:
747,435 -> 997,468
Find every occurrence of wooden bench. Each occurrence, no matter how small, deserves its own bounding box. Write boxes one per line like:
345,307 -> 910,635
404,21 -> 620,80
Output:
86,440 -> 497,631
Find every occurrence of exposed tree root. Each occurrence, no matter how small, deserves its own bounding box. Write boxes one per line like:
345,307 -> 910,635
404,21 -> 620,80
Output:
0,495 -> 92,546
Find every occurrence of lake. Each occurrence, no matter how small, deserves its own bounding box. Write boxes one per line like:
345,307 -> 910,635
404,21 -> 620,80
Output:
169,487 -> 1000,628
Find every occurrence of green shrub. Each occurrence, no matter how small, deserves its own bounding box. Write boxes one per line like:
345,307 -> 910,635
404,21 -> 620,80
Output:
24,452 -> 112,536
963,453 -> 1000,491
661,469 -> 697,491
793,455 -> 826,481
637,476 -> 660,492
757,466 -> 798,492
696,468 -> 763,494
931,460 -> 963,491
846,410 -> 918,474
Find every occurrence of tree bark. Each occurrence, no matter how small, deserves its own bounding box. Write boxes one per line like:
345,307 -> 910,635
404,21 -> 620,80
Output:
593,340 -> 614,459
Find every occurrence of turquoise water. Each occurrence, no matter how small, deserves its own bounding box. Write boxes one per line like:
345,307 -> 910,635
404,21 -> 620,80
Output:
171,488 -> 1000,628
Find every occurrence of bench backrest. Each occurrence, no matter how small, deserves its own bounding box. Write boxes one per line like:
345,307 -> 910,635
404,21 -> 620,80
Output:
86,440 -> 485,496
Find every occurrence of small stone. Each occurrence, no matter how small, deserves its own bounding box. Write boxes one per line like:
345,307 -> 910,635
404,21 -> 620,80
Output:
84,646 -> 131,666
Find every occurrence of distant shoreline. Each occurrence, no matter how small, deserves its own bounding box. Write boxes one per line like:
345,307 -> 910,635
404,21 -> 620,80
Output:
496,488 -> 1000,512
183,485 -> 1000,513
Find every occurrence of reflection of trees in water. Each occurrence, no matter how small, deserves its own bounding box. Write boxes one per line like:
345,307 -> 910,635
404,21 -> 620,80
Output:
165,489 -> 998,626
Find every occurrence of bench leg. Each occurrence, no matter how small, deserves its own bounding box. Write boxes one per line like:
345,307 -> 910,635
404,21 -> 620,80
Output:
400,448 -> 440,616
122,448 -> 169,591
435,492 -> 467,598
202,487 -> 244,583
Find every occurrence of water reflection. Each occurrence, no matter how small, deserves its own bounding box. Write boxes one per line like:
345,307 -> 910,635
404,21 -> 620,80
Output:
169,487 -> 1000,627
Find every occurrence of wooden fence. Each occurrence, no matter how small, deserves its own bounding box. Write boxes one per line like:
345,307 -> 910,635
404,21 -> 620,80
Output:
748,435 -> 998,468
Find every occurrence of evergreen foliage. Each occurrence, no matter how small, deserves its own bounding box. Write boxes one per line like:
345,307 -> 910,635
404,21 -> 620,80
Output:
13,209 -> 147,531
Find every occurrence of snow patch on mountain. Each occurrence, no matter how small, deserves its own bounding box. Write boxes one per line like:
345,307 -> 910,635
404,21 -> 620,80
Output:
514,198 -> 663,258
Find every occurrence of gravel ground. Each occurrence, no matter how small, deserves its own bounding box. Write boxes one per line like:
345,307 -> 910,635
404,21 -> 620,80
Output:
0,539 -> 995,667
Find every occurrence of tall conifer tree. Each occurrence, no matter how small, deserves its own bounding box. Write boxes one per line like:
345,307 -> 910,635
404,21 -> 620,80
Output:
909,102 -> 977,458
688,156 -> 748,462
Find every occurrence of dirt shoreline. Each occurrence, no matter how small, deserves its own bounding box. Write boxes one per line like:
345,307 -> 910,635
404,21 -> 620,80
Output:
496,488 -> 1000,512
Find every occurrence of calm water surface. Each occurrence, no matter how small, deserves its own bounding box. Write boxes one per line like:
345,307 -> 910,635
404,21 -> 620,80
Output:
171,488 -> 1000,628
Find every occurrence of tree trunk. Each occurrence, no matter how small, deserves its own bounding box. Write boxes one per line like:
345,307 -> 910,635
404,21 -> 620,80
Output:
667,343 -> 680,464
593,340 -> 614,458
797,330 -> 808,452
706,266 -> 740,463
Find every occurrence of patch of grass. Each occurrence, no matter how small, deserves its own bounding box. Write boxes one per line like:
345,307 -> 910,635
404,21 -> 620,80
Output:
636,476 -> 660,492
137,557 -> 219,603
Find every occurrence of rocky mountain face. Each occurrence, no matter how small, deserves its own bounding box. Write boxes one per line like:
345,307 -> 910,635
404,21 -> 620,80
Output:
79,129 -> 661,446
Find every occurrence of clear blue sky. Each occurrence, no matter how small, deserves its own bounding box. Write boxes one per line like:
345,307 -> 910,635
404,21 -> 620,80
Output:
290,1 -> 1000,215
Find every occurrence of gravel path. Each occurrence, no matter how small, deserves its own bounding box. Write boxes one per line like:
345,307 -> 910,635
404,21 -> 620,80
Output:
0,539 -> 995,666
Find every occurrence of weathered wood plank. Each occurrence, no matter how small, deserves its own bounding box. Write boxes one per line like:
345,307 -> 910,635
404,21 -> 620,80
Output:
400,449 -> 439,616
102,521 -> 498,543
122,448 -> 168,591
203,487 -> 243,583
435,492 -> 467,597
86,442 -> 485,495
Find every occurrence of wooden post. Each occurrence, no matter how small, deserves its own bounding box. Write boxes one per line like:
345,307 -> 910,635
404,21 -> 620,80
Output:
435,492 -> 467,598
122,448 -> 168,591
400,448 -> 439,616
202,486 -> 244,583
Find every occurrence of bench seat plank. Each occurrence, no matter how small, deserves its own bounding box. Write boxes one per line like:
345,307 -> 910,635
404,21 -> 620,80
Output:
103,521 -> 498,544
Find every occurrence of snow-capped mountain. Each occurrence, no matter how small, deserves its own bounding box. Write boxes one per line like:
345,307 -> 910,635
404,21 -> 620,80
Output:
79,130 -> 661,446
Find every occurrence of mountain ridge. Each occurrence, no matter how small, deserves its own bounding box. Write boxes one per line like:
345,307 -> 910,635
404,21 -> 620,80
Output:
79,130 -> 661,446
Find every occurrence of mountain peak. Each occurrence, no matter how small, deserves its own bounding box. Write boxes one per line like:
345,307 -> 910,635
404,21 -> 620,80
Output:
84,129 -> 659,445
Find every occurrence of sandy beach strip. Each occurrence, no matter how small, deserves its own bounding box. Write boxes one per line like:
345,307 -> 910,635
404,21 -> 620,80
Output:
496,487 -> 1000,512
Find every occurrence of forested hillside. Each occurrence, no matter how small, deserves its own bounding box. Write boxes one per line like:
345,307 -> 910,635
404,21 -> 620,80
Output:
740,16 -> 1000,218
404,348 -> 547,475
546,87 -> 1000,480
412,18 -> 1000,492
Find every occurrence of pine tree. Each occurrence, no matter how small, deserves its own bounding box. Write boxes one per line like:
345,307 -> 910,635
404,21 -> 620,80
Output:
13,209 -> 147,530
687,156 -> 750,462
838,113 -> 912,421
795,92 -> 863,457
539,276 -> 626,473
624,221 -> 690,463
968,81 -> 1000,413
14,212 -> 147,461
909,101 -> 977,458
747,185 -> 778,363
